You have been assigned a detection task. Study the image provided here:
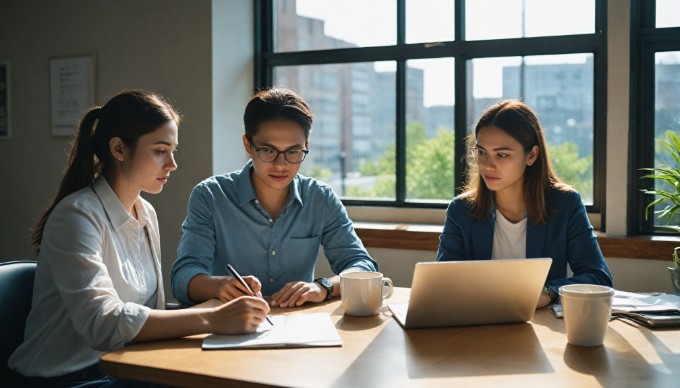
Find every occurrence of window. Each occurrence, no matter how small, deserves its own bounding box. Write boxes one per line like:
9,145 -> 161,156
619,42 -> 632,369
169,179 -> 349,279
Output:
465,0 -> 595,40
256,0 -> 605,210
631,0 -> 680,234
656,0 -> 680,28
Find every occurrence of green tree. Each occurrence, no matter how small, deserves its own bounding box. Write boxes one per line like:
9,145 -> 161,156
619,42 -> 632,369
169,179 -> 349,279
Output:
548,142 -> 593,202
349,129 -> 594,203
407,127 -> 454,200
349,123 -> 454,200
306,165 -> 333,184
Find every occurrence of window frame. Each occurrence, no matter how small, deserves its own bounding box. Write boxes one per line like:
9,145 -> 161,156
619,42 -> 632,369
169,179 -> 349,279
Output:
254,0 -> 607,214
629,0 -> 680,235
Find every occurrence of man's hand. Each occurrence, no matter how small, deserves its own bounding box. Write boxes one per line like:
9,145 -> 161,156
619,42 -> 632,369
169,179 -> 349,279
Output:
270,281 -> 325,308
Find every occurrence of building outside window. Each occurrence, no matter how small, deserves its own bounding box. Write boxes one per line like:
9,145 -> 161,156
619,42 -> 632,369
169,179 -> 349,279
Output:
256,0 -> 605,212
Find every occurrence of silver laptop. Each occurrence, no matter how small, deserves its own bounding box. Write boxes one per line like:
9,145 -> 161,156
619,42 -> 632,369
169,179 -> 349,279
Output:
388,258 -> 552,329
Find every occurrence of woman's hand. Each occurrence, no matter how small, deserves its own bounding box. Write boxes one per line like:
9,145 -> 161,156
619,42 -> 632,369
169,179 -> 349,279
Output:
136,294 -> 271,341
217,275 -> 263,302
270,281 -> 325,308
209,295 -> 270,334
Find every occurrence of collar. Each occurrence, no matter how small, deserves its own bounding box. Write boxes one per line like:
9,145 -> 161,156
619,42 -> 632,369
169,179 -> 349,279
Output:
93,177 -> 149,231
491,200 -> 528,221
237,159 -> 303,207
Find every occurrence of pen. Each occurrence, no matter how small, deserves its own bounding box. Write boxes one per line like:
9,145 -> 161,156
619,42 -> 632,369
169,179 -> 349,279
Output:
226,264 -> 275,326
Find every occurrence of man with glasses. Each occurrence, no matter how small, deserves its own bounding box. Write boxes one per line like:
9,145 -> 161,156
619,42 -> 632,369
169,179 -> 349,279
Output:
171,88 -> 377,309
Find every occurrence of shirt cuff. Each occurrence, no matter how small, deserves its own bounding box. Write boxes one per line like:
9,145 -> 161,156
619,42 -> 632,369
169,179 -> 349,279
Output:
114,302 -> 151,349
172,266 -> 210,305
340,259 -> 378,274
543,285 -> 559,304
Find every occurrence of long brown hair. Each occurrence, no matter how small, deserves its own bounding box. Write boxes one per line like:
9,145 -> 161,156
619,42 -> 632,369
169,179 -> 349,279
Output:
462,100 -> 572,223
31,90 -> 180,249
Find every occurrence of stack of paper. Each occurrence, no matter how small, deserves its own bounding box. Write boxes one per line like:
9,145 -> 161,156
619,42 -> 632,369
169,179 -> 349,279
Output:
612,291 -> 680,328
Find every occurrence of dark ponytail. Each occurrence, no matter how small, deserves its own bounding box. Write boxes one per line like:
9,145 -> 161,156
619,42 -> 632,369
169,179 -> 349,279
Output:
31,90 -> 180,249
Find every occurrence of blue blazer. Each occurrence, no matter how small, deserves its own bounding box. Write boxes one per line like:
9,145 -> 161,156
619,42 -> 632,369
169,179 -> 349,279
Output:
437,189 -> 613,295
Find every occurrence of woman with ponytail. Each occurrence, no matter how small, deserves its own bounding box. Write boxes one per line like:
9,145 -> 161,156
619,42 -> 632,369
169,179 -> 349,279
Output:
9,90 -> 270,387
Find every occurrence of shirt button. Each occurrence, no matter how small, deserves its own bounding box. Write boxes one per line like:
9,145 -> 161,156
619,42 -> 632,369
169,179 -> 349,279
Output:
271,250 -> 276,256
269,218 -> 273,223
255,199 -> 260,204
269,278 -> 274,282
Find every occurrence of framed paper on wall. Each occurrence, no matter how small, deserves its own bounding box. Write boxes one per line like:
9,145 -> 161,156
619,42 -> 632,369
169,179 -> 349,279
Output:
0,61 -> 9,140
50,55 -> 96,137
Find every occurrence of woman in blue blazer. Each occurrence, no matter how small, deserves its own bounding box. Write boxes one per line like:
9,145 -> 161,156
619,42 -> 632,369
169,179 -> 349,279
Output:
437,100 -> 613,308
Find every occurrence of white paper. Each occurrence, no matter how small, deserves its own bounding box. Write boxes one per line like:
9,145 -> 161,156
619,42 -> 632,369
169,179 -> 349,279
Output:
611,290 -> 680,313
202,312 -> 342,350
50,56 -> 94,136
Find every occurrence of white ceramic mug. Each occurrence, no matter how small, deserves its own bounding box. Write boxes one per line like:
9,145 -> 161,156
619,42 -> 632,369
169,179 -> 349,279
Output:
340,271 -> 394,316
559,284 -> 615,347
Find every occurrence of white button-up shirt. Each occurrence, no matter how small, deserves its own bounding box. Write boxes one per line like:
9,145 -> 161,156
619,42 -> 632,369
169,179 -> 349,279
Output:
9,177 -> 165,377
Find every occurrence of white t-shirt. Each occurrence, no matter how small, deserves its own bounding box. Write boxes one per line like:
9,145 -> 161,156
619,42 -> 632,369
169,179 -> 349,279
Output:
9,177 -> 165,377
491,209 -> 527,260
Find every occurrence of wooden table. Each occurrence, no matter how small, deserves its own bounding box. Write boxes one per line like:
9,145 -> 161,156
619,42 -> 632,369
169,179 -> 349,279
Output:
100,288 -> 680,387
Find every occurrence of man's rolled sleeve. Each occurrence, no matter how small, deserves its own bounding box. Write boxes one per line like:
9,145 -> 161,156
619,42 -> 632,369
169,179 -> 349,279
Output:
320,188 -> 377,274
170,265 -> 210,305
171,184 -> 218,305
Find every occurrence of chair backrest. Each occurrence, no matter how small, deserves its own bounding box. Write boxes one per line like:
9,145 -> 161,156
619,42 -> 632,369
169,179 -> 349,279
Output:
0,260 -> 37,382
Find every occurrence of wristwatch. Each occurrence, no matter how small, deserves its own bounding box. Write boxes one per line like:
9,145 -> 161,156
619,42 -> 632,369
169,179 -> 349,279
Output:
314,277 -> 334,301
542,286 -> 558,304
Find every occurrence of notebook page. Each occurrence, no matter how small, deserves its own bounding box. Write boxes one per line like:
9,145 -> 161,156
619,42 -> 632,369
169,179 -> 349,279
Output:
202,312 -> 342,349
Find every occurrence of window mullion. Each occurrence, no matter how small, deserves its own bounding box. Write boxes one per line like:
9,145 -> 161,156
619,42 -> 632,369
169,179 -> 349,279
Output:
454,57 -> 467,195
254,0 -> 274,88
396,0 -> 406,202
396,60 -> 407,203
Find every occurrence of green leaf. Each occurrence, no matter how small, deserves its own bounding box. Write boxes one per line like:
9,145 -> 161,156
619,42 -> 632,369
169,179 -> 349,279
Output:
639,131 -> 680,232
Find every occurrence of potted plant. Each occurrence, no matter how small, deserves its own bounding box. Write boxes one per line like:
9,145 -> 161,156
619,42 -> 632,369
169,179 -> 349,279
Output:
641,130 -> 680,294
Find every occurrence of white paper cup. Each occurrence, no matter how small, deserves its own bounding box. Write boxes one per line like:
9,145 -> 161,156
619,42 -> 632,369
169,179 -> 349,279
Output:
559,284 -> 614,347
340,272 -> 394,316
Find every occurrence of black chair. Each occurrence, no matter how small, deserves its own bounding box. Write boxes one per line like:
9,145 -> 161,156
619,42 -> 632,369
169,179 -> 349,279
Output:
0,260 -> 37,385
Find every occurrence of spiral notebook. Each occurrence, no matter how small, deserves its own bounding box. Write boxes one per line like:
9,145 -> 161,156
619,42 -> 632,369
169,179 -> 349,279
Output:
202,312 -> 342,350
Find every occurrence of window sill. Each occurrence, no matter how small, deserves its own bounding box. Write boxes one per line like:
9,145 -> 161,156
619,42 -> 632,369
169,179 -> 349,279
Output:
354,222 -> 680,261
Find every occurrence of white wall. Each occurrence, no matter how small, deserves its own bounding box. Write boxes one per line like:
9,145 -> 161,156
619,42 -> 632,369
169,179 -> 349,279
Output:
211,0 -> 253,174
0,0 -> 254,297
605,0 -> 630,236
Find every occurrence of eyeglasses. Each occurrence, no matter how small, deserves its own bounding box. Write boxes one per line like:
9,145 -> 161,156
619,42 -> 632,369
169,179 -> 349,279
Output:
469,147 -> 491,165
247,137 -> 309,164
470,146 -> 535,165
469,147 -> 510,165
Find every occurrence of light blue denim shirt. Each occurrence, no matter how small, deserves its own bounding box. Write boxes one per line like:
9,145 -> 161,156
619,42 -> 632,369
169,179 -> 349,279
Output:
171,160 -> 377,304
